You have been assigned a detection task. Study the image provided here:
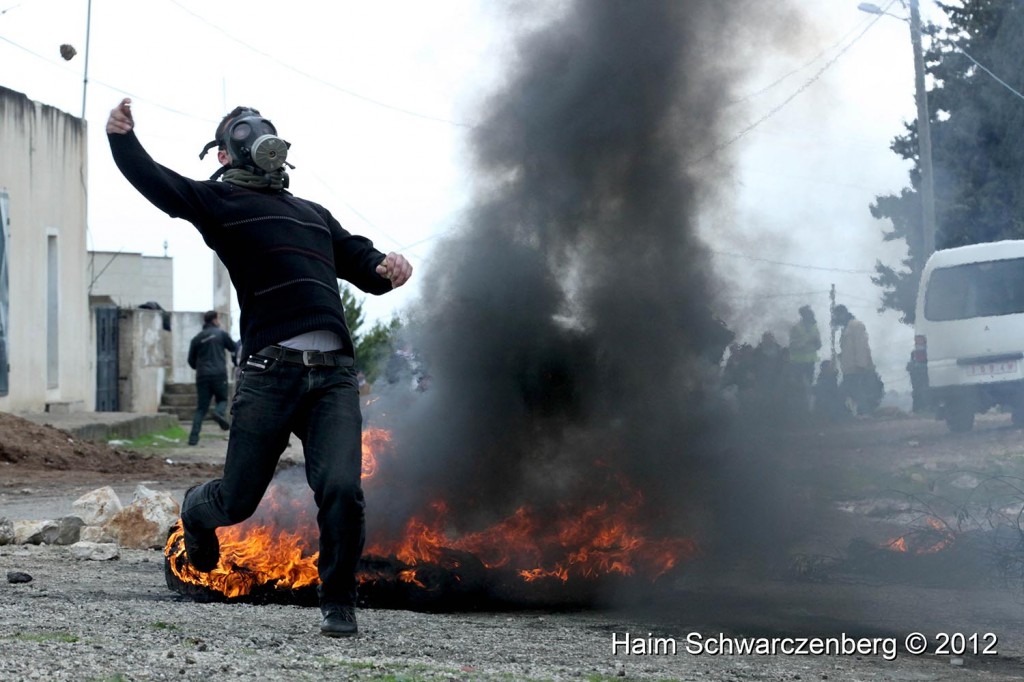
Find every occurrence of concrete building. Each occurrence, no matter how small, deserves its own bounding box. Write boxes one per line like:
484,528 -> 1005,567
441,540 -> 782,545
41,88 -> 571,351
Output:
88,250 -> 174,310
116,309 -> 236,415
0,85 -> 233,419
0,86 -> 92,413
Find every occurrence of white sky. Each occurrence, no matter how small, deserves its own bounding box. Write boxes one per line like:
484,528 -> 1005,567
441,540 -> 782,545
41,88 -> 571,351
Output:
0,0 -> 953,394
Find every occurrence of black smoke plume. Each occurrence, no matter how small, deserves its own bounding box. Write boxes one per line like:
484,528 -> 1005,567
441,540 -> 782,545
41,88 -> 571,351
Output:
367,0 -> 803,570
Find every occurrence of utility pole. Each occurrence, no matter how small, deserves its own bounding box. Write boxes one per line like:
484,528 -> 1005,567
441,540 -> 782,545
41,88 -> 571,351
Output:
81,0 -> 92,119
829,284 -> 837,364
909,0 -> 937,259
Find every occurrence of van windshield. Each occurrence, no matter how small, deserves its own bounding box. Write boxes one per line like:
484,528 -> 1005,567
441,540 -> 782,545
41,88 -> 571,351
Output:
925,258 -> 1024,320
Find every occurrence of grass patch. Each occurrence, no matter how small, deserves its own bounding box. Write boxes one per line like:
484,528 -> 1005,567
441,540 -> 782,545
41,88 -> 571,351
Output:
109,426 -> 189,449
150,621 -> 178,631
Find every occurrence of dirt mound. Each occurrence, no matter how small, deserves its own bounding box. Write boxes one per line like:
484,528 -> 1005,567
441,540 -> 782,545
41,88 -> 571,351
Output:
0,411 -> 178,474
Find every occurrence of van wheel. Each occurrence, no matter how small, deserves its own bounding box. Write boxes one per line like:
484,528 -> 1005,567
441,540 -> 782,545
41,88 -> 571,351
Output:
945,400 -> 975,433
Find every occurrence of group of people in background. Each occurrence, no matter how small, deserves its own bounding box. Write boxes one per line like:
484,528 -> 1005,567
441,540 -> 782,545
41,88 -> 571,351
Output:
720,303 -> 883,422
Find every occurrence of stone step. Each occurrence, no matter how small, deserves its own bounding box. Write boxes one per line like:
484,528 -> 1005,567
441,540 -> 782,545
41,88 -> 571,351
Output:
161,407 -> 194,422
160,394 -> 197,407
163,383 -> 197,396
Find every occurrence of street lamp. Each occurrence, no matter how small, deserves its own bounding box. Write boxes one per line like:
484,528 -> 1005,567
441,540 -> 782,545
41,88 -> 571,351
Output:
859,0 -> 937,260
857,2 -> 901,19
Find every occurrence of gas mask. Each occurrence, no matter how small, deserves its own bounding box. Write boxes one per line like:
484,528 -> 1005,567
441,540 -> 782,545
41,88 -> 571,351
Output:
199,107 -> 293,182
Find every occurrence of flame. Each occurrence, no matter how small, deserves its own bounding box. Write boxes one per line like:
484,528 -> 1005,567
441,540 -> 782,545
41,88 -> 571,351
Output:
167,427 -> 700,599
398,569 -> 425,587
885,518 -> 955,555
166,487 -> 322,598
361,427 -> 390,480
165,431 -> 390,598
366,487 -> 699,583
166,522 -> 320,598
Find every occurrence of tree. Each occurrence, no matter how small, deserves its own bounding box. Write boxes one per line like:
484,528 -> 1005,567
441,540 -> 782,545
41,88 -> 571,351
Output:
339,282 -> 402,383
870,0 -> 1024,323
339,284 -> 366,337
355,315 -> 403,384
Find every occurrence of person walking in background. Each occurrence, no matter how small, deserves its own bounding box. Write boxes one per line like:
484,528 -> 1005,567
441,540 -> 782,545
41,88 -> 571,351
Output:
186,310 -> 237,446
107,98 -> 412,638
833,304 -> 877,416
787,305 -> 821,411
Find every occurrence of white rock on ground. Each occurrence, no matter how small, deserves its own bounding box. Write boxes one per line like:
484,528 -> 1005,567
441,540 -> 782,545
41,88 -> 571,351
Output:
72,486 -> 123,525
104,485 -> 180,550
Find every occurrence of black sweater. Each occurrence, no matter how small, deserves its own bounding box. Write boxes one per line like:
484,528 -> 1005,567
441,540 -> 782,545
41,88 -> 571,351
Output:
109,131 -> 392,359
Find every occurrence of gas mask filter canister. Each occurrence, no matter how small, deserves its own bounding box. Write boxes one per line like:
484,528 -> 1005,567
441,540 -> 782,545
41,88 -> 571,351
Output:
225,115 -> 290,172
199,107 -> 293,177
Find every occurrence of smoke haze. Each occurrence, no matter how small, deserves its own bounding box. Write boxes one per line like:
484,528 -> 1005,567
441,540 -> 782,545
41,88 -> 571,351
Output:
365,0 -> 807,571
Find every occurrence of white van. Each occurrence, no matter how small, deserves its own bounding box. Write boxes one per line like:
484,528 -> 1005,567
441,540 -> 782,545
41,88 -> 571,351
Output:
915,240 -> 1024,432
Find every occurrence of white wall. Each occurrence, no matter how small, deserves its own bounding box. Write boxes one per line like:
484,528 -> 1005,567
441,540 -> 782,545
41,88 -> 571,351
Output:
0,86 -> 91,412
168,311 -> 236,385
170,311 -> 205,385
88,251 -> 174,310
118,309 -> 168,414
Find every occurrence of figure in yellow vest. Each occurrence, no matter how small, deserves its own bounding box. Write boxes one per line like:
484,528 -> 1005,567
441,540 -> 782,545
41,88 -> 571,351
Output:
788,305 -> 822,393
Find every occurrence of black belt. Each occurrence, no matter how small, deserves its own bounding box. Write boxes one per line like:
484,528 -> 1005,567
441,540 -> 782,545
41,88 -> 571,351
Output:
255,345 -> 354,367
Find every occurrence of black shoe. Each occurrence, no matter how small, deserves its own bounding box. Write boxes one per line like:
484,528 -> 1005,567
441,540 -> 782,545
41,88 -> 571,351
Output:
187,439 -> 199,446
211,413 -> 230,430
320,606 -> 358,637
181,487 -> 220,572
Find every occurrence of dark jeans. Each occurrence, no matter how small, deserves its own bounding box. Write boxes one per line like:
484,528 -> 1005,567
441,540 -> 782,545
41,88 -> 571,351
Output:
189,375 -> 229,444
842,370 -> 872,415
181,357 -> 364,607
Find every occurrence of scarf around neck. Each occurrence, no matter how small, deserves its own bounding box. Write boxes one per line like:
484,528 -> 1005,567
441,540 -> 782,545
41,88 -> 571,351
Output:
222,167 -> 289,191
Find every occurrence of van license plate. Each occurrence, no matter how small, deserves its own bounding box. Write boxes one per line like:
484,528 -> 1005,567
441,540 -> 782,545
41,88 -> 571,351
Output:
965,361 -> 1017,377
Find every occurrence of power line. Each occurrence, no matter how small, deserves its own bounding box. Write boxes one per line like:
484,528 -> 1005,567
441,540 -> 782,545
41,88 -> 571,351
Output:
166,0 -> 479,130
891,0 -> 1024,102
696,0 -> 898,162
727,14 -> 876,107
399,230 -> 452,253
720,290 -> 830,301
302,167 -> 406,250
835,291 -> 882,305
711,249 -> 876,275
904,0 -> 1024,101
957,48 -> 1024,103
0,34 -> 218,122
0,25 -> 450,259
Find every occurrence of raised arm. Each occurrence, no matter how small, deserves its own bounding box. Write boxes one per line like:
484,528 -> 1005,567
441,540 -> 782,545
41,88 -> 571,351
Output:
106,98 -> 217,224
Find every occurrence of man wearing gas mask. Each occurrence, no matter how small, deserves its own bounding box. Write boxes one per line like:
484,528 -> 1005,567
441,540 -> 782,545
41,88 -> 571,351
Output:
107,98 -> 412,638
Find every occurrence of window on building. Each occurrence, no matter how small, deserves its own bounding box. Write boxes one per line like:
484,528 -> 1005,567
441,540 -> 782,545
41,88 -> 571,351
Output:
0,193 -> 8,396
47,231 -> 59,389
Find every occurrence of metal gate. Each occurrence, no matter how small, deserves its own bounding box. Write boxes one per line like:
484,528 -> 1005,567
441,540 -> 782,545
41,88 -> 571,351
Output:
95,306 -> 119,411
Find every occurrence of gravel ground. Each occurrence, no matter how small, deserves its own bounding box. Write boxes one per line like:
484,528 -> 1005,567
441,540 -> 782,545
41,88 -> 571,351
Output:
6,416 -> 1024,680
4,541 -> 1024,681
